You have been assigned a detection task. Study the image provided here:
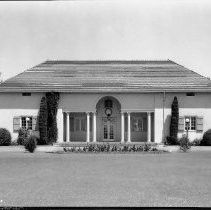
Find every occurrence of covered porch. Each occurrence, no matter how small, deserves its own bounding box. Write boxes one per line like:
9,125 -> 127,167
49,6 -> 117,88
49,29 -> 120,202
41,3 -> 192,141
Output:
62,110 -> 154,143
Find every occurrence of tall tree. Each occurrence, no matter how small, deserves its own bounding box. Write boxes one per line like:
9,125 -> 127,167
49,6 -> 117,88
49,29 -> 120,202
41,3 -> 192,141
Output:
46,92 -> 60,144
170,96 -> 179,138
38,96 -> 48,145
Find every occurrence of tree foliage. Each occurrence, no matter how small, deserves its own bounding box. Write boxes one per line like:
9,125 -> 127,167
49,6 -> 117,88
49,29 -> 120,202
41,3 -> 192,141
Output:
38,96 -> 48,145
170,96 -> 179,139
46,92 -> 60,144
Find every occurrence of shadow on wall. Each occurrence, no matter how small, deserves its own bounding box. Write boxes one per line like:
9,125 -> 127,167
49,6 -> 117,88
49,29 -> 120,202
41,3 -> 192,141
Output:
162,114 -> 171,141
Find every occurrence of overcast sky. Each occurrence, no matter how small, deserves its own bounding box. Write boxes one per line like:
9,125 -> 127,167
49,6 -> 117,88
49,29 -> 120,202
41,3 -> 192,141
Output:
0,0 -> 211,81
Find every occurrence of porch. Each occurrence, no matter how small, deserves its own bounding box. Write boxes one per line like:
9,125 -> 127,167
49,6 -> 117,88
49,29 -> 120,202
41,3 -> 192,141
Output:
62,96 -> 154,143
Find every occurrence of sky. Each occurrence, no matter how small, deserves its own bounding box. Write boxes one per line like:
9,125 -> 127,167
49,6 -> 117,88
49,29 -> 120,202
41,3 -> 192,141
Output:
0,0 -> 211,81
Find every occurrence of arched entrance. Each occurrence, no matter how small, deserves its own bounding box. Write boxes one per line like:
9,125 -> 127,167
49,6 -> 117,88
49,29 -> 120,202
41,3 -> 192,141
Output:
96,96 -> 121,142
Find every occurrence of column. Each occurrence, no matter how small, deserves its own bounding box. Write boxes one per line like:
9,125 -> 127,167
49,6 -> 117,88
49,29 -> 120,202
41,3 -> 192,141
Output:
127,112 -> 131,143
66,112 -> 70,142
121,112 -> 125,143
86,112 -> 90,143
93,112 -> 97,142
147,112 -> 151,143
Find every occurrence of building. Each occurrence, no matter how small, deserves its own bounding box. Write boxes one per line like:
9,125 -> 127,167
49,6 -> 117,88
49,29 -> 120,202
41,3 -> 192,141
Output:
0,60 -> 210,143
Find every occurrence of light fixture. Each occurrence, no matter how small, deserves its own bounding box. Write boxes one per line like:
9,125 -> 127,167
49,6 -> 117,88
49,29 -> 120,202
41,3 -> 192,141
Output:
185,118 -> 190,123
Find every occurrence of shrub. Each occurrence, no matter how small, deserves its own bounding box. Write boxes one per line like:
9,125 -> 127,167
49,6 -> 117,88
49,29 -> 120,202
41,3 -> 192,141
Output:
190,138 -> 201,146
201,129 -> 211,146
143,143 -> 151,151
17,128 -> 29,145
179,135 -> 191,152
0,128 -> 11,146
165,136 -> 179,145
24,135 -> 37,153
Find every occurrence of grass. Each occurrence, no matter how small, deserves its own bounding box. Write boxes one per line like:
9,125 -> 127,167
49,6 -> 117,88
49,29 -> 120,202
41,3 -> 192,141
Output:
0,151 -> 211,207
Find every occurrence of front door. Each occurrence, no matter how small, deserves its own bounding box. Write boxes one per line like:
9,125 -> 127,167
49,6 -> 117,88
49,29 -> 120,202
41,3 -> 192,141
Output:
103,118 -> 115,141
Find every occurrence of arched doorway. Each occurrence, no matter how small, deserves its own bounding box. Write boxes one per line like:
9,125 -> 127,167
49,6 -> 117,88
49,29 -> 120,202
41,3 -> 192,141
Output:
96,96 -> 121,142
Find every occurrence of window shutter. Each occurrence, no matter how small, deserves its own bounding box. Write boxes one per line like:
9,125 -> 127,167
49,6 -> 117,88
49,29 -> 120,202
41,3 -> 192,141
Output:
13,117 -> 20,132
178,117 -> 184,131
196,116 -> 203,131
32,117 -> 38,131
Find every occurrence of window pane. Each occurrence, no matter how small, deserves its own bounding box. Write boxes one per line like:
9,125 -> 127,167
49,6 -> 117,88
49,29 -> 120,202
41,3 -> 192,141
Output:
191,117 -> 196,130
138,119 -> 143,131
132,118 -> 142,132
132,119 -> 137,131
81,119 -> 86,131
27,117 -> 32,130
104,124 -> 108,139
75,119 -> 80,131
110,124 -> 114,139
22,117 -> 26,129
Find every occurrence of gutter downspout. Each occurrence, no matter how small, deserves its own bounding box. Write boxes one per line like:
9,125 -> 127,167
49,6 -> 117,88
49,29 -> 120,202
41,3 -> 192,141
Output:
163,91 -> 166,143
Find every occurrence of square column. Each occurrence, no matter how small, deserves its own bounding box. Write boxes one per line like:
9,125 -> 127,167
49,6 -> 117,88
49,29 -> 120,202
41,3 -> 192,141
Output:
147,112 -> 151,143
127,112 -> 131,143
86,112 -> 90,143
66,112 -> 70,142
121,112 -> 125,143
93,112 -> 97,142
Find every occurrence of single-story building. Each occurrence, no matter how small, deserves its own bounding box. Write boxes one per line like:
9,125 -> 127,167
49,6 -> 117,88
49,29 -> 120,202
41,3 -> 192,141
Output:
0,60 -> 210,143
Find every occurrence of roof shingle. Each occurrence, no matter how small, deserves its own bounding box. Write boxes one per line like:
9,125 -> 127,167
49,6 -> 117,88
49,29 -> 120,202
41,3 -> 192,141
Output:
0,60 -> 210,93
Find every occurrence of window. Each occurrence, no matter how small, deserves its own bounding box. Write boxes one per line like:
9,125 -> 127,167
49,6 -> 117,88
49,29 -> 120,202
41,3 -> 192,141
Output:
132,117 -> 143,132
104,99 -> 113,108
13,116 -> 37,132
75,118 -> 86,132
21,116 -> 32,130
22,93 -> 31,96
185,116 -> 196,131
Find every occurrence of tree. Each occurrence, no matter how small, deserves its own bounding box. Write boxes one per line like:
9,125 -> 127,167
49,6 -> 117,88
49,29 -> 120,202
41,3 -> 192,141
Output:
46,92 -> 60,144
170,96 -> 179,139
38,96 -> 48,145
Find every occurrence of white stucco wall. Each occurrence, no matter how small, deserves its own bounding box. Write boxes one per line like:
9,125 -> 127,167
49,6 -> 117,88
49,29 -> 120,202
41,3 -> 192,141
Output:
0,93 -> 44,140
0,91 -> 211,143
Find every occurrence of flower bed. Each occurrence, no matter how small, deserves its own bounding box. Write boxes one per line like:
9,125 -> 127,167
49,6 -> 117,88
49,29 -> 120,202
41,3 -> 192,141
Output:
63,143 -> 167,153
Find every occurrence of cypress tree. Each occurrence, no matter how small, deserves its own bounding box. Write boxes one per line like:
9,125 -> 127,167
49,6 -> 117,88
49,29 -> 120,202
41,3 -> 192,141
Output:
170,96 -> 179,139
46,92 -> 60,144
38,97 -> 48,145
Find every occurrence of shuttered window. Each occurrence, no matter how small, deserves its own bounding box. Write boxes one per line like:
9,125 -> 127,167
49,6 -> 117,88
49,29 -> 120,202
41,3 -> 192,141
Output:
13,116 -> 38,132
179,116 -> 203,132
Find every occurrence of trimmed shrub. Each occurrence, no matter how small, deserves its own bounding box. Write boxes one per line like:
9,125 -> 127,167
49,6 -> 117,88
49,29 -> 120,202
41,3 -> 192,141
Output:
179,135 -> 191,152
190,138 -> 201,146
201,129 -> 211,146
0,128 -> 11,146
38,96 -> 48,145
165,136 -> 179,145
170,96 -> 179,139
24,135 -> 37,153
17,128 -> 29,145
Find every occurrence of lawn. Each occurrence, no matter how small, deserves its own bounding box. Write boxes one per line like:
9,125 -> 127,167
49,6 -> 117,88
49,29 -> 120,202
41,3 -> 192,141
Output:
0,151 -> 211,207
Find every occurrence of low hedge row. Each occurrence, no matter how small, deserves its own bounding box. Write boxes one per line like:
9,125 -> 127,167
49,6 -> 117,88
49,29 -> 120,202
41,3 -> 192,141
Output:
63,143 -> 160,153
